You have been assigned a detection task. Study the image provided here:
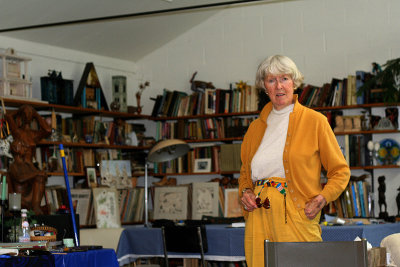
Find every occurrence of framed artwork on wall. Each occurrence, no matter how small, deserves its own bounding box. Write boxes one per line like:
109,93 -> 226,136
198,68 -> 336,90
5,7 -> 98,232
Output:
153,186 -> 188,221
192,182 -> 219,220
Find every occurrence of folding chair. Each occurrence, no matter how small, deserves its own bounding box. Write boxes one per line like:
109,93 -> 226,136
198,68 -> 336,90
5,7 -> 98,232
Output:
161,225 -> 207,267
264,239 -> 368,267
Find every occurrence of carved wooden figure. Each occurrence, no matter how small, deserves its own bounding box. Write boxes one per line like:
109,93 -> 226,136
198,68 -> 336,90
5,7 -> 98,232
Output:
378,176 -> 387,214
6,105 -> 51,214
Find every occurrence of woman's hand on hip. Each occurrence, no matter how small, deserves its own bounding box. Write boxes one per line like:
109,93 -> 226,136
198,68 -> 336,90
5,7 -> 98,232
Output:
304,194 -> 326,219
241,189 -> 258,212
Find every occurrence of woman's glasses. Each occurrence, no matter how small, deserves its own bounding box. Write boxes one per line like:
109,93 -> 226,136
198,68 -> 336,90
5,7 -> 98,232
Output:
255,196 -> 270,209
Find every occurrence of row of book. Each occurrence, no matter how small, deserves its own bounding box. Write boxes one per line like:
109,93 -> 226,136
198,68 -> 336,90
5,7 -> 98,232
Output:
43,114 -> 146,146
152,146 -> 220,174
332,179 -> 372,218
154,117 -> 255,141
152,143 -> 243,175
118,187 -> 145,223
34,146 -> 146,178
344,135 -> 372,167
35,147 -> 125,174
298,70 -> 376,108
151,86 -> 259,118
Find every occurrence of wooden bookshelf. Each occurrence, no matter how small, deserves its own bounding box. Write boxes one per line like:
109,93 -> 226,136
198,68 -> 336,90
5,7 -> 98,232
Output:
1,97 -> 150,119
313,102 -> 400,111
151,110 -> 259,121
38,140 -> 151,150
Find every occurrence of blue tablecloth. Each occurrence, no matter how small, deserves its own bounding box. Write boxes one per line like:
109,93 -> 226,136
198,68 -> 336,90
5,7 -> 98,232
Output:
0,248 -> 119,267
53,248 -> 119,267
117,223 -> 400,266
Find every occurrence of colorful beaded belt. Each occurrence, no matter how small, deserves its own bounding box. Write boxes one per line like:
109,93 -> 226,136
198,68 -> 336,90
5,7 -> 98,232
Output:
255,179 -> 287,196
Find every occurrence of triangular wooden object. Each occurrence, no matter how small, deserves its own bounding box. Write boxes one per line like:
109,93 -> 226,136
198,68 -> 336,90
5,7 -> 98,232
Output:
73,62 -> 109,110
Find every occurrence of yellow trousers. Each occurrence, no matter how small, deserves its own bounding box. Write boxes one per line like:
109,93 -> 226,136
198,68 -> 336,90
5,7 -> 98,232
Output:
244,177 -> 322,267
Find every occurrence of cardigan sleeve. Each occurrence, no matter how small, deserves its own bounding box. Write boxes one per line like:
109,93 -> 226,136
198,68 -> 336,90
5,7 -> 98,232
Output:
318,118 -> 351,203
238,124 -> 255,197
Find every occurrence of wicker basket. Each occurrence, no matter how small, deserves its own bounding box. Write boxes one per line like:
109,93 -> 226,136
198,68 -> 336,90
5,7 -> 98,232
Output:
30,226 -> 57,242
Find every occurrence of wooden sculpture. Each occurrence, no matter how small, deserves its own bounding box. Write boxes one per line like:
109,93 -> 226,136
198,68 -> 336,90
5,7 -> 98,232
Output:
6,105 -> 51,214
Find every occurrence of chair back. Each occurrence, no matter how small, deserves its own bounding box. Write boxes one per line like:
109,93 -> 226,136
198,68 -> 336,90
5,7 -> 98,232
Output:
163,224 -> 208,253
161,224 -> 207,267
264,239 -> 368,267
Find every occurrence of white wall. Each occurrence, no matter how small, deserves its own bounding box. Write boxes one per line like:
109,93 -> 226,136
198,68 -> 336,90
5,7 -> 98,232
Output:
0,35 -> 138,104
137,0 -> 400,217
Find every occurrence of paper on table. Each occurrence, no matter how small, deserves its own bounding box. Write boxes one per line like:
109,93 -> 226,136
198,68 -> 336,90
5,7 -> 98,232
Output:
230,222 -> 245,228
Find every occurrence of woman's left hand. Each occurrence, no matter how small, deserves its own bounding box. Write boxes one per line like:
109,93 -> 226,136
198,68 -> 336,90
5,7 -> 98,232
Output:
304,194 -> 327,220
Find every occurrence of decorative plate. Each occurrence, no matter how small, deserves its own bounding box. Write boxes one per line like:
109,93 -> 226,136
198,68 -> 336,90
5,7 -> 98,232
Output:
377,139 -> 400,165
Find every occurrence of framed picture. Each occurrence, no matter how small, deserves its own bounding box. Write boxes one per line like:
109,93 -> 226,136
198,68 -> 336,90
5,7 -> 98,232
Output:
192,182 -> 219,220
100,160 -> 133,188
92,187 -> 121,228
224,188 -> 242,218
153,186 -> 188,221
194,158 -> 211,173
86,167 -> 97,188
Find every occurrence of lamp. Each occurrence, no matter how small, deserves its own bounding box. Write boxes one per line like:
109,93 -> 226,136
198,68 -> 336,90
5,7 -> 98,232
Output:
144,139 -> 189,227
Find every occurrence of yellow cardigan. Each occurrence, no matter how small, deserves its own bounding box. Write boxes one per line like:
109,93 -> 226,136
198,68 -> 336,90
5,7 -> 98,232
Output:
239,95 -> 350,219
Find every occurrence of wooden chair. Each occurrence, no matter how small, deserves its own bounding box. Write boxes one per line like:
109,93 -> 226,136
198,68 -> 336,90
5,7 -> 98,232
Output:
264,239 -> 368,267
161,225 -> 207,267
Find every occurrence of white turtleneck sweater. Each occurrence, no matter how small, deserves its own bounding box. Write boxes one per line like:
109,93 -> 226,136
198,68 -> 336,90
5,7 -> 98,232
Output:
251,103 -> 294,181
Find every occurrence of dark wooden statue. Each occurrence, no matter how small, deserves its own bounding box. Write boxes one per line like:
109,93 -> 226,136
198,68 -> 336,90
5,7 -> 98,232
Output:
6,105 -> 51,214
378,175 -> 388,220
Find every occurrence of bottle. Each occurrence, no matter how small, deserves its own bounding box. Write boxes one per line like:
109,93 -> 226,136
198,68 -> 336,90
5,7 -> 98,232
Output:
19,209 -> 31,243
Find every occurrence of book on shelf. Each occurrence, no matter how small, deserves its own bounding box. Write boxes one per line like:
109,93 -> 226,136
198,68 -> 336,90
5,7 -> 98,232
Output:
355,70 -> 366,105
70,188 -> 92,226
150,87 -> 259,118
333,179 -> 371,219
219,143 -> 241,172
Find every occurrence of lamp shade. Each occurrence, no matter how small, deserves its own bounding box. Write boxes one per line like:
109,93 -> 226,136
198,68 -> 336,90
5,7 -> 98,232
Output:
147,139 -> 189,163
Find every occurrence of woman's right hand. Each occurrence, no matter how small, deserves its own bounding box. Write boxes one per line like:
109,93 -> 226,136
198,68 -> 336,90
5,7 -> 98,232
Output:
240,188 -> 258,212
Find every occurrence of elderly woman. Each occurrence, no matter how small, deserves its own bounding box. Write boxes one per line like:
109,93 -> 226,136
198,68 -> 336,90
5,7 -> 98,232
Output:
239,55 -> 350,266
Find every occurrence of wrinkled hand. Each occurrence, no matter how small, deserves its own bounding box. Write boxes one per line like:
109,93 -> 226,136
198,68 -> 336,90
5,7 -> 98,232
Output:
304,194 -> 327,219
240,189 -> 258,212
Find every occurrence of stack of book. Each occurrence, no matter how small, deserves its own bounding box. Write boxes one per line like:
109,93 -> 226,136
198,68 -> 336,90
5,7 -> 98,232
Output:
151,86 -> 259,118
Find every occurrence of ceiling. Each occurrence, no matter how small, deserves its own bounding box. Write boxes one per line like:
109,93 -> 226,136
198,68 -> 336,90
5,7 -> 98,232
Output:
0,0 -> 272,62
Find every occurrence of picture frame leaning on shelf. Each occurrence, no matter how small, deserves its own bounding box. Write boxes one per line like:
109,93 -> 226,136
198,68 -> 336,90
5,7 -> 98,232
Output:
192,182 -> 219,220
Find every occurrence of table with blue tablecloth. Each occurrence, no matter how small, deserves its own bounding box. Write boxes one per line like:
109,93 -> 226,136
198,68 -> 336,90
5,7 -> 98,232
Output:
0,248 -> 119,267
117,223 -> 400,266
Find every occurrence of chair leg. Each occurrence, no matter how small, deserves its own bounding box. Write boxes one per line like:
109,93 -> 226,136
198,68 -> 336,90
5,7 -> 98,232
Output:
161,227 -> 169,267
196,227 -> 206,267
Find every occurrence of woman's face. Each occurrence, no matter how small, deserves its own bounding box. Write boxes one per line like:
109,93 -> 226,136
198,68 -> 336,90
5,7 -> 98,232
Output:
264,74 -> 294,110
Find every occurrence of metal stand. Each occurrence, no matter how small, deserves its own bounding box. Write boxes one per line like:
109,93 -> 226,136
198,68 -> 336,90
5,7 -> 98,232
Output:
144,161 -> 149,227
